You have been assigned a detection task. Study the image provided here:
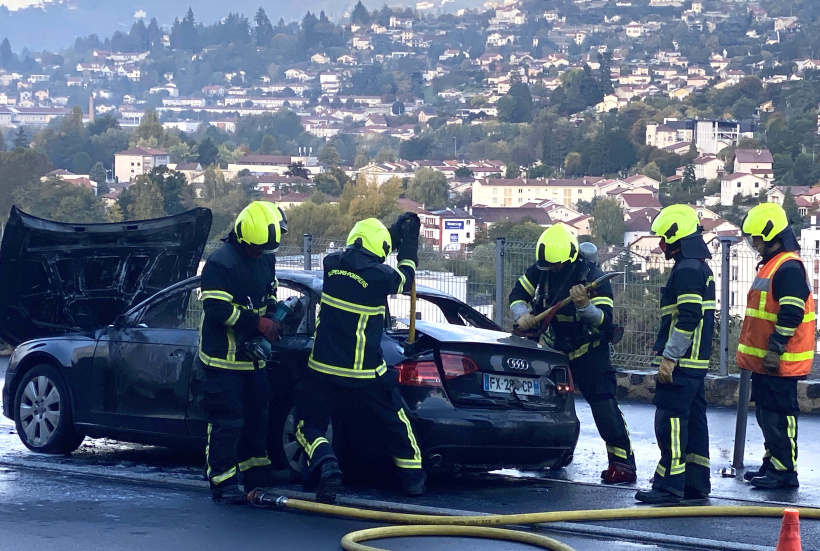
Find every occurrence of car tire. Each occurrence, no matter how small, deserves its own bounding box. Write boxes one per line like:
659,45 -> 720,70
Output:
14,364 -> 84,455
269,403 -> 334,476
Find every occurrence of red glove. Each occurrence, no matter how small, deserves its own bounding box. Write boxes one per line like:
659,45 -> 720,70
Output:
257,317 -> 282,343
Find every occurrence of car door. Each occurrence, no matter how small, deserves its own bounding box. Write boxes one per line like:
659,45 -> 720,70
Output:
94,281 -> 200,437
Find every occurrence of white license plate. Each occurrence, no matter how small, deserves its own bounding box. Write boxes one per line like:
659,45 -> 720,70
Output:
483,373 -> 541,396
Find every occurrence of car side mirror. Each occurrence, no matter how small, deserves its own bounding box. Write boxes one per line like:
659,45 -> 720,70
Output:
113,314 -> 128,329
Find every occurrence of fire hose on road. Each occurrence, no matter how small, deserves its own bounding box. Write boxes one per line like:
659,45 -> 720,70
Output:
247,490 -> 820,551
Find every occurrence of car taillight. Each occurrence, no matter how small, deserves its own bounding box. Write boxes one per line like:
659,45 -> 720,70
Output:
439,353 -> 479,380
396,360 -> 442,387
552,367 -> 574,394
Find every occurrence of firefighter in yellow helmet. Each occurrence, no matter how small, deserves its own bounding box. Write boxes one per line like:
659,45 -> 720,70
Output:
635,205 -> 715,504
509,223 -> 636,484
197,201 -> 291,504
738,203 -> 814,490
293,213 -> 424,503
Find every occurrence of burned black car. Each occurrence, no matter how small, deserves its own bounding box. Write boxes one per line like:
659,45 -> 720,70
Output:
1,207 -> 579,474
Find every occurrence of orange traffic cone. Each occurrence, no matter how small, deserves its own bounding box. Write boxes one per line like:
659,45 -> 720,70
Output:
775,508 -> 802,551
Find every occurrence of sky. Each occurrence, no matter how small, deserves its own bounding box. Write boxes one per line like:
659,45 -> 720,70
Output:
0,0 -> 52,9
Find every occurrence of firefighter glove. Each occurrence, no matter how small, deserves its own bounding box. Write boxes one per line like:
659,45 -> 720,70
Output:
569,284 -> 591,309
657,357 -> 676,384
258,316 -> 282,343
763,350 -> 780,375
400,212 -> 421,237
517,312 -> 538,331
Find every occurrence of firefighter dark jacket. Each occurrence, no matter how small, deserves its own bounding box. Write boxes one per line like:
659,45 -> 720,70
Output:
198,234 -> 277,370
509,259 -> 614,361
308,237 -> 418,381
652,255 -> 716,376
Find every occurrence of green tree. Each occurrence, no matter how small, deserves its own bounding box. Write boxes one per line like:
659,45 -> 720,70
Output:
0,148 -> 52,220
123,180 -> 167,220
487,218 -> 544,242
259,134 -> 278,155
313,173 -> 342,196
407,168 -> 448,209
285,161 -> 311,179
642,162 -> 663,183
497,81 -> 533,123
106,202 -> 124,222
782,187 -> 802,234
13,127 -> 28,149
339,175 -> 401,222
134,166 -> 191,216
318,145 -> 341,167
589,198 -> 625,246
0,38 -> 12,68
351,0 -> 370,24
12,177 -> 106,223
454,166 -> 474,179
72,152 -> 92,175
197,137 -> 219,167
505,162 -> 520,178
89,162 -> 106,184
254,7 -> 274,46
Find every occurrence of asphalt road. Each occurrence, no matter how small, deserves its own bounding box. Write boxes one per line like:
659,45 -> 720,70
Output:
2,356 -> 819,550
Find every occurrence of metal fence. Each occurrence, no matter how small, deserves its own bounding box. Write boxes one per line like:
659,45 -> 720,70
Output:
203,235 -> 820,375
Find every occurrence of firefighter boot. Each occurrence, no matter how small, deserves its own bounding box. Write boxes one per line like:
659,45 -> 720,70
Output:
400,469 -> 427,497
635,488 -> 681,505
601,463 -> 637,484
315,458 -> 343,504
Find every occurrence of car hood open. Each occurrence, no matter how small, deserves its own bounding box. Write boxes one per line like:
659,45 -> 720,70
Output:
0,207 -> 212,346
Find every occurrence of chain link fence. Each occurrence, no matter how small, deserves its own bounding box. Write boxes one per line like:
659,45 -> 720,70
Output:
202,236 -> 820,375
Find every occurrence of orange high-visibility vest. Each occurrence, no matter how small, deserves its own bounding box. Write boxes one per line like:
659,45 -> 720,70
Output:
737,251 -> 816,377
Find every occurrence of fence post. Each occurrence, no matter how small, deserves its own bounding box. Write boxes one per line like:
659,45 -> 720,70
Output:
718,236 -> 737,376
303,234 -> 313,271
495,237 -> 506,327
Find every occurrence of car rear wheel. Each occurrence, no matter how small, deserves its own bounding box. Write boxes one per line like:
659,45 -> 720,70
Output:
270,404 -> 333,476
14,365 -> 84,454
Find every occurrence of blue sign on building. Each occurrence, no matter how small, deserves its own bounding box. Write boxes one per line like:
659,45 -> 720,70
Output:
445,221 -> 464,230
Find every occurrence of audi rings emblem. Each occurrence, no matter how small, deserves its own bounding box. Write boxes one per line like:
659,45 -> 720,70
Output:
506,358 -> 530,370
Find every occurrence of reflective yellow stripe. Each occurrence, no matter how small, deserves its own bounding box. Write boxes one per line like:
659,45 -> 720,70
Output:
394,266 -> 407,293
396,409 -> 423,469
590,297 -> 614,308
702,300 -> 716,310
706,275 -> 714,287
606,444 -> 628,459
677,294 -> 703,305
678,358 -> 709,369
669,417 -> 685,475
353,314 -> 368,370
226,306 -> 240,326
308,356 -> 387,378
673,326 -> 693,337
775,325 -> 796,337
198,350 -> 256,371
295,420 -> 328,461
238,456 -> 272,471
202,290 -> 233,301
737,344 -> 814,362
568,342 -> 591,360
321,294 -> 385,316
771,457 -> 787,471
556,314 -> 576,322
206,423 -> 213,479
661,305 -> 677,315
779,297 -> 806,309
691,320 -> 703,364
655,464 -> 667,477
686,453 -> 710,468
788,415 -> 797,472
227,326 -> 237,363
398,259 -> 417,270
518,275 -> 535,296
510,300 -> 528,309
211,466 -> 237,485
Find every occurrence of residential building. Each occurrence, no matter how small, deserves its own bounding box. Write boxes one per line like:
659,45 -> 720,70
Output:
733,149 -> 774,180
114,147 -> 170,183
720,173 -> 767,205
471,178 -> 601,208
420,208 -> 476,251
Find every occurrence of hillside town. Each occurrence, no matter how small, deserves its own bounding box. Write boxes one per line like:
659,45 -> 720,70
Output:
1,0 -> 820,315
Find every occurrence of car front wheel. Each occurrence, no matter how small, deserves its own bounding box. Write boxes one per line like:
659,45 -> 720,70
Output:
270,404 -> 333,476
14,365 -> 84,454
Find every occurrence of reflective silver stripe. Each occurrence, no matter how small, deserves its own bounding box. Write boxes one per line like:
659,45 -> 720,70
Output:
751,277 -> 770,292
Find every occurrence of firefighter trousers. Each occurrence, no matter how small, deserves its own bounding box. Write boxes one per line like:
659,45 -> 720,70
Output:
751,373 -> 800,480
651,373 -> 710,497
294,369 -> 424,487
570,346 -> 635,468
196,359 -> 274,492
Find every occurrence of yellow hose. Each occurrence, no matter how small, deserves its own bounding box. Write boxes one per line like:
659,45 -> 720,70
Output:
270,497 -> 820,551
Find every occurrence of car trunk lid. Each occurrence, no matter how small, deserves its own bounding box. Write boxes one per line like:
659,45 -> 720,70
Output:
0,206 -> 212,346
406,321 -> 571,409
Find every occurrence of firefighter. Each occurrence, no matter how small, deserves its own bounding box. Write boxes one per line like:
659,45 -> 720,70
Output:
510,223 -> 637,484
197,201 -> 291,504
294,213 -> 424,503
737,203 -> 814,490
635,204 -> 715,504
